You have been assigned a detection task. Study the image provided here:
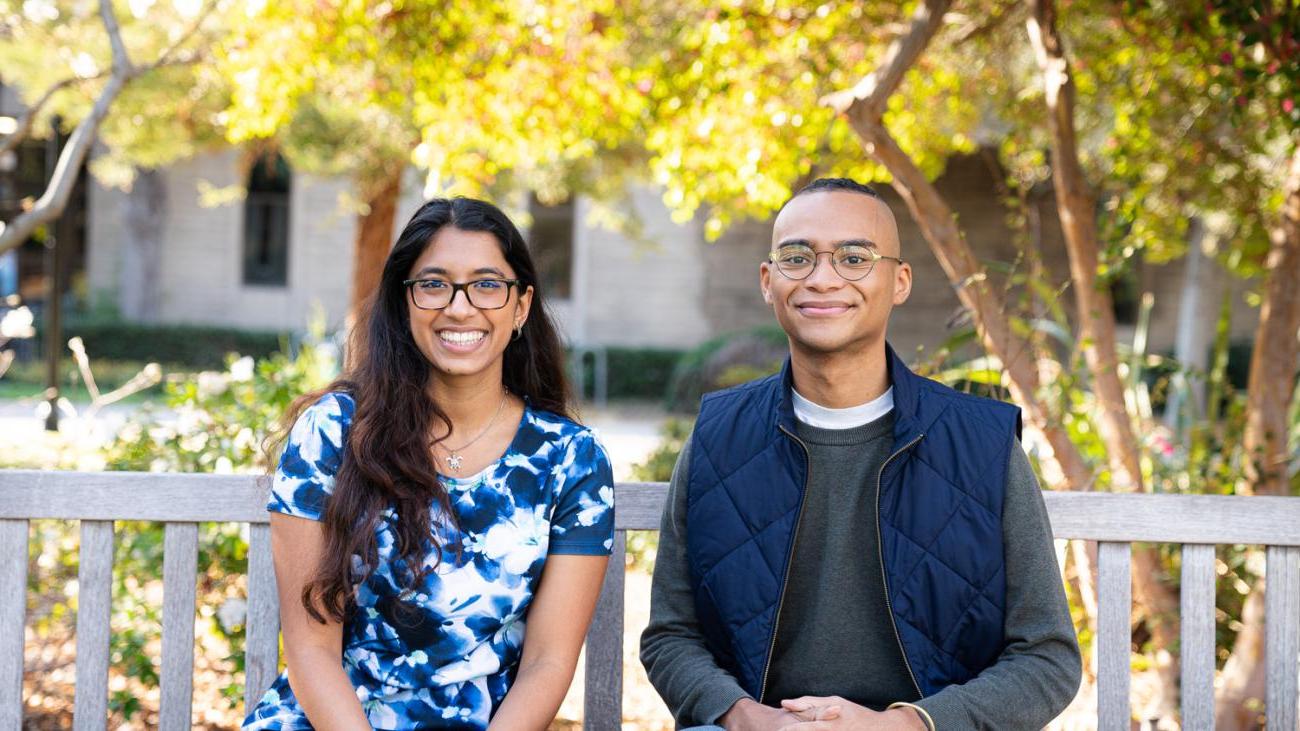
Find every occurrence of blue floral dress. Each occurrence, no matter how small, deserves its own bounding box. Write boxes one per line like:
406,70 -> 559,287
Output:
242,392 -> 616,730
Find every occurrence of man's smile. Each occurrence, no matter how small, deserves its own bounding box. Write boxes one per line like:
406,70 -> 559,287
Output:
794,300 -> 856,317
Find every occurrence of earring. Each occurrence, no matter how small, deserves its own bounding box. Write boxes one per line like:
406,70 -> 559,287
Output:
512,323 -> 523,341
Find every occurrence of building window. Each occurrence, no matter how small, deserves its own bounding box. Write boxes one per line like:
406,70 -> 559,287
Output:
527,193 -> 574,299
1111,269 -> 1140,325
243,153 -> 291,286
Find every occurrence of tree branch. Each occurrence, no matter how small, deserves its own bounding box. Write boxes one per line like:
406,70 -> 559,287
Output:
0,0 -> 132,254
0,0 -> 214,254
146,0 -> 219,71
952,1 -> 1022,45
0,76 -> 88,158
1027,0 -> 1145,493
101,0 -> 135,76
821,0 -> 952,124
820,0 -> 1096,493
0,0 -> 213,156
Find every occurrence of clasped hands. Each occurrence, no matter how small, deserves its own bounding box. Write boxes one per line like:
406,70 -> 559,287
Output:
720,696 -> 926,730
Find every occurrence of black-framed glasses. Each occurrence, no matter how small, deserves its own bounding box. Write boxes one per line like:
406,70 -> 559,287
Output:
403,278 -> 521,310
767,244 -> 904,281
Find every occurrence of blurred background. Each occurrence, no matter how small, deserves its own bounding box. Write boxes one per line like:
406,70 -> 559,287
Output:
1,0 -> 1297,728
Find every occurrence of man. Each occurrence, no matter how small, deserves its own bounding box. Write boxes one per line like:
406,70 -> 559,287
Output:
640,178 -> 1081,730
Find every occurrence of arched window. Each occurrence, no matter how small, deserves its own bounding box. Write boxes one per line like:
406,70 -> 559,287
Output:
242,153 -> 291,286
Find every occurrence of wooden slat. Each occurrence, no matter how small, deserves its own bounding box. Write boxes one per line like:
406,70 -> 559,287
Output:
1266,545 -> 1300,731
612,483 -> 668,531
0,520 -> 28,731
1043,492 -> 1300,545
1097,541 -> 1132,731
7,472 -> 1300,545
159,523 -> 198,731
244,522 -> 280,715
1040,486 -> 1300,543
0,471 -> 267,522
0,472 -> 677,529
73,521 -> 114,731
1179,543 -> 1216,729
584,532 -> 626,731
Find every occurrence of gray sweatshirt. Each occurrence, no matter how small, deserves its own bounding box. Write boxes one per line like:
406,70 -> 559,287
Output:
639,413 -> 1081,729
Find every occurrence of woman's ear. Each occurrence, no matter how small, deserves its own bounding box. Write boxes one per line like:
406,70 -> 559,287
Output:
515,284 -> 534,328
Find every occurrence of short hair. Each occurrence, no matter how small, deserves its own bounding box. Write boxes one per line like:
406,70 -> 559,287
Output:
792,177 -> 883,201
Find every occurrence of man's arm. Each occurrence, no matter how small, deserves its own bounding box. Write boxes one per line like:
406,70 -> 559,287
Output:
913,437 -> 1083,729
639,436 -> 754,727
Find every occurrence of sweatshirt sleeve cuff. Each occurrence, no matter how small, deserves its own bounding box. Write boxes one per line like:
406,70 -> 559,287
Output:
914,694 -> 968,731
696,685 -> 751,726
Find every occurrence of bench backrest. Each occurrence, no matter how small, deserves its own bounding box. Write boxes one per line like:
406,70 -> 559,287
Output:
1,471 -> 1299,730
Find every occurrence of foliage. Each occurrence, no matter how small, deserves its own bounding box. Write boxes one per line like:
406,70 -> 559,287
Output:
218,0 -> 651,205
45,319 -> 286,369
25,329 -> 338,723
1,356 -> 163,390
104,326 -> 337,474
570,347 -> 684,402
625,417 -> 694,573
0,0 -> 234,187
631,417 -> 694,484
665,325 -> 787,412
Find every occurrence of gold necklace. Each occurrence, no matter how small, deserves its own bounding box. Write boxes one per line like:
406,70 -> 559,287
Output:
440,391 -> 509,474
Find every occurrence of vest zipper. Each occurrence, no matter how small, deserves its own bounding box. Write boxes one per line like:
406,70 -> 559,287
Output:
758,424 -> 811,704
878,432 -> 925,700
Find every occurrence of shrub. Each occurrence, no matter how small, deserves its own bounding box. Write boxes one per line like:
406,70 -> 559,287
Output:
33,318 -> 286,370
625,418 -> 695,572
570,347 -> 684,401
665,326 -> 787,412
50,327 -> 340,724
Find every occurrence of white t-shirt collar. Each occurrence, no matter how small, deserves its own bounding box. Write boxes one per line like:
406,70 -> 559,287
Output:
792,386 -> 895,430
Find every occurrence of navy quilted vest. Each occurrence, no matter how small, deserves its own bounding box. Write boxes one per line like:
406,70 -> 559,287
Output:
685,345 -> 1022,700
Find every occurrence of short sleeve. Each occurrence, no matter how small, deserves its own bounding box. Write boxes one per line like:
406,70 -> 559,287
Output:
267,392 -> 353,521
548,430 -> 616,556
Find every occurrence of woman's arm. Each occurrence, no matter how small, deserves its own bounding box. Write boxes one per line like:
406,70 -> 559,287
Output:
269,512 -> 372,731
487,554 -> 610,730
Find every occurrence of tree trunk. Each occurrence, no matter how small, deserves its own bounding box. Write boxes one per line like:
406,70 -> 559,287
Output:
1027,0 -> 1145,495
344,168 -> 402,371
854,120 -> 1093,492
1026,3 -> 1188,718
829,3 -> 1183,703
1241,147 -> 1300,500
826,0 -> 1093,495
119,168 -> 166,322
1215,146 -> 1300,730
350,170 -> 401,317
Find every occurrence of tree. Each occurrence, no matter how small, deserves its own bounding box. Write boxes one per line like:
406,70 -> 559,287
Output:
0,0 -> 221,255
621,0 -> 1295,724
218,0 -> 654,320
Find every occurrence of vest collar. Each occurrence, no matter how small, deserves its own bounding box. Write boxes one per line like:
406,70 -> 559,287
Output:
774,342 -> 926,444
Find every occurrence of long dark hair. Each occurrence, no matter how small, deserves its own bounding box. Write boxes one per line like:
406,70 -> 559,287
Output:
272,197 -> 572,623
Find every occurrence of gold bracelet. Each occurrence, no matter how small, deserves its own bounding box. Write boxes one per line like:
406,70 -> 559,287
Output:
887,701 -> 936,731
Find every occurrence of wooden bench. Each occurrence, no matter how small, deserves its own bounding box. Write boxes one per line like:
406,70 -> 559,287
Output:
1,470 -> 1299,730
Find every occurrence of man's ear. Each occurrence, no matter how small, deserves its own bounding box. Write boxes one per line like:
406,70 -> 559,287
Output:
760,262 -> 773,304
893,262 -> 912,306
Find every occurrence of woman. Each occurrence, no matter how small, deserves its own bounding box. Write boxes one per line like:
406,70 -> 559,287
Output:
244,197 -> 615,730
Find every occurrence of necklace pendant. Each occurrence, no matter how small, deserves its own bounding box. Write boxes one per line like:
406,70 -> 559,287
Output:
446,453 -> 463,472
